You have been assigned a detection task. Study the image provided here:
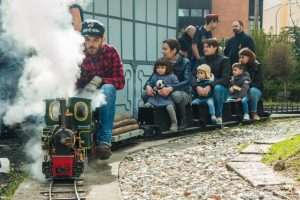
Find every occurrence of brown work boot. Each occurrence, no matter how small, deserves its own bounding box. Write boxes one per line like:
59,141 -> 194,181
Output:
95,143 -> 112,160
251,112 -> 260,121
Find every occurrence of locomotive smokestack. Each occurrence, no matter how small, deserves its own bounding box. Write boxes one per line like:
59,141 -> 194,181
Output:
64,111 -> 74,130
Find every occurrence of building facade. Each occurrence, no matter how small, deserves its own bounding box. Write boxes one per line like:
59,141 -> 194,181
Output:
263,0 -> 300,34
178,0 -> 263,39
84,0 -> 178,115
178,0 -> 211,32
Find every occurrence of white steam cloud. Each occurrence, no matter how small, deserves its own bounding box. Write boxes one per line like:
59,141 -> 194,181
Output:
1,0 -> 85,125
23,124 -> 45,182
0,0 -> 104,181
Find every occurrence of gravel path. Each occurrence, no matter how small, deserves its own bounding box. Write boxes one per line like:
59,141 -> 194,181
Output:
119,119 -> 300,200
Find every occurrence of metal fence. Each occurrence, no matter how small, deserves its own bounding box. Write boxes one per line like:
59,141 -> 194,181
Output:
264,102 -> 300,114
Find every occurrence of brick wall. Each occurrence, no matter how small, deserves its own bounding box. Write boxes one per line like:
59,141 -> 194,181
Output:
212,0 -> 250,39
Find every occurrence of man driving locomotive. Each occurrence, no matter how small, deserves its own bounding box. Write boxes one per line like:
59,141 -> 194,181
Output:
76,20 -> 125,160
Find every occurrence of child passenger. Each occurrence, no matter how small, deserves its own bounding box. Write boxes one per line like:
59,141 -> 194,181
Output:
192,64 -> 217,123
229,63 -> 251,121
143,58 -> 179,131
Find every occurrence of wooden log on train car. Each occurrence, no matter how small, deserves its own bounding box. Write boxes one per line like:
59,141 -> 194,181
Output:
113,118 -> 137,129
112,124 -> 139,135
114,113 -> 132,122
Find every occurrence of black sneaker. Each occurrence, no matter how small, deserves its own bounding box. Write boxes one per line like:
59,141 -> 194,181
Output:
95,143 -> 112,160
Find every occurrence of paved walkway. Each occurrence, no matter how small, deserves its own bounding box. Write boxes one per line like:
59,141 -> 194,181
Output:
227,135 -> 296,187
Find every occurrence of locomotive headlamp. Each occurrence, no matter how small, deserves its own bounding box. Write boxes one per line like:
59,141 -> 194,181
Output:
49,101 -> 61,121
74,102 -> 89,121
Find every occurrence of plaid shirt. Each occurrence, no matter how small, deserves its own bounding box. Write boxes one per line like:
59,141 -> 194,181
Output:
77,44 -> 125,90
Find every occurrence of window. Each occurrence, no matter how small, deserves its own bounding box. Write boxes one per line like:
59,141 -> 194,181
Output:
178,9 -> 190,17
191,9 -> 203,17
203,9 -> 210,17
95,0 -> 107,15
168,0 -> 177,27
157,0 -> 167,25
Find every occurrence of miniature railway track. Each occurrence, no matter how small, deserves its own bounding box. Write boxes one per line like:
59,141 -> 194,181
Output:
41,179 -> 86,200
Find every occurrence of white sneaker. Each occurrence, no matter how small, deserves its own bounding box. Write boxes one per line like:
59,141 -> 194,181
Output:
211,115 -> 217,124
243,113 -> 250,121
169,123 -> 178,132
216,117 -> 222,125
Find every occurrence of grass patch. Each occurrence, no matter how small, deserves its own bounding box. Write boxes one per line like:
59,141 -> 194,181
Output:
262,134 -> 300,164
0,170 -> 26,200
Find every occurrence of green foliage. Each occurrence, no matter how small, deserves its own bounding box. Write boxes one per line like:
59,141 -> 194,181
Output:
0,170 -> 26,200
282,26 -> 300,57
264,34 -> 297,81
251,28 -> 270,64
263,135 -> 300,164
251,27 -> 300,101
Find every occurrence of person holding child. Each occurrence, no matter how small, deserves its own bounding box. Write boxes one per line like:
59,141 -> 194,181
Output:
144,39 -> 192,129
229,63 -> 251,121
197,38 -> 231,125
192,64 -> 217,123
143,58 -> 179,131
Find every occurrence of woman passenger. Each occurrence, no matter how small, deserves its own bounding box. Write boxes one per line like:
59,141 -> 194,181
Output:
239,48 -> 263,120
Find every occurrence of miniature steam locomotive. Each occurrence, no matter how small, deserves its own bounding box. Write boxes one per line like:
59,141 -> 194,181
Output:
42,97 -> 94,179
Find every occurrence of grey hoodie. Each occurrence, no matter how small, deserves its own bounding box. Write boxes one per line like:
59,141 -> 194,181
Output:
229,72 -> 251,99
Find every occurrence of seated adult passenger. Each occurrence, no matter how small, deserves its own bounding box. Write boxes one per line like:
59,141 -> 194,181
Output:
239,48 -> 263,120
76,20 -> 125,160
198,39 -> 231,125
144,39 -> 192,129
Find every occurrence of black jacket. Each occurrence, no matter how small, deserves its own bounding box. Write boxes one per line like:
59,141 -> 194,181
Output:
192,79 -> 214,99
178,33 -> 193,60
246,60 -> 264,91
193,26 -> 213,57
145,55 -> 192,92
224,32 -> 255,65
197,55 -> 231,88
230,72 -> 251,99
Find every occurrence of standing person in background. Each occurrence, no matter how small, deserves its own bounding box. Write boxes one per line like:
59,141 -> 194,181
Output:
224,20 -> 255,65
192,14 -> 219,61
178,25 -> 196,60
69,4 -> 84,32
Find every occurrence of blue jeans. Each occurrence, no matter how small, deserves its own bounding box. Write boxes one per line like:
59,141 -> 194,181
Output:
228,96 -> 249,114
213,84 -> 229,117
241,97 -> 249,114
192,97 -> 215,116
248,87 -> 262,112
97,84 -> 117,145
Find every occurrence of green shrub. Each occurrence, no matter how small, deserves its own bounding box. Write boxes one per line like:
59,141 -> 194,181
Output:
252,28 -> 299,101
